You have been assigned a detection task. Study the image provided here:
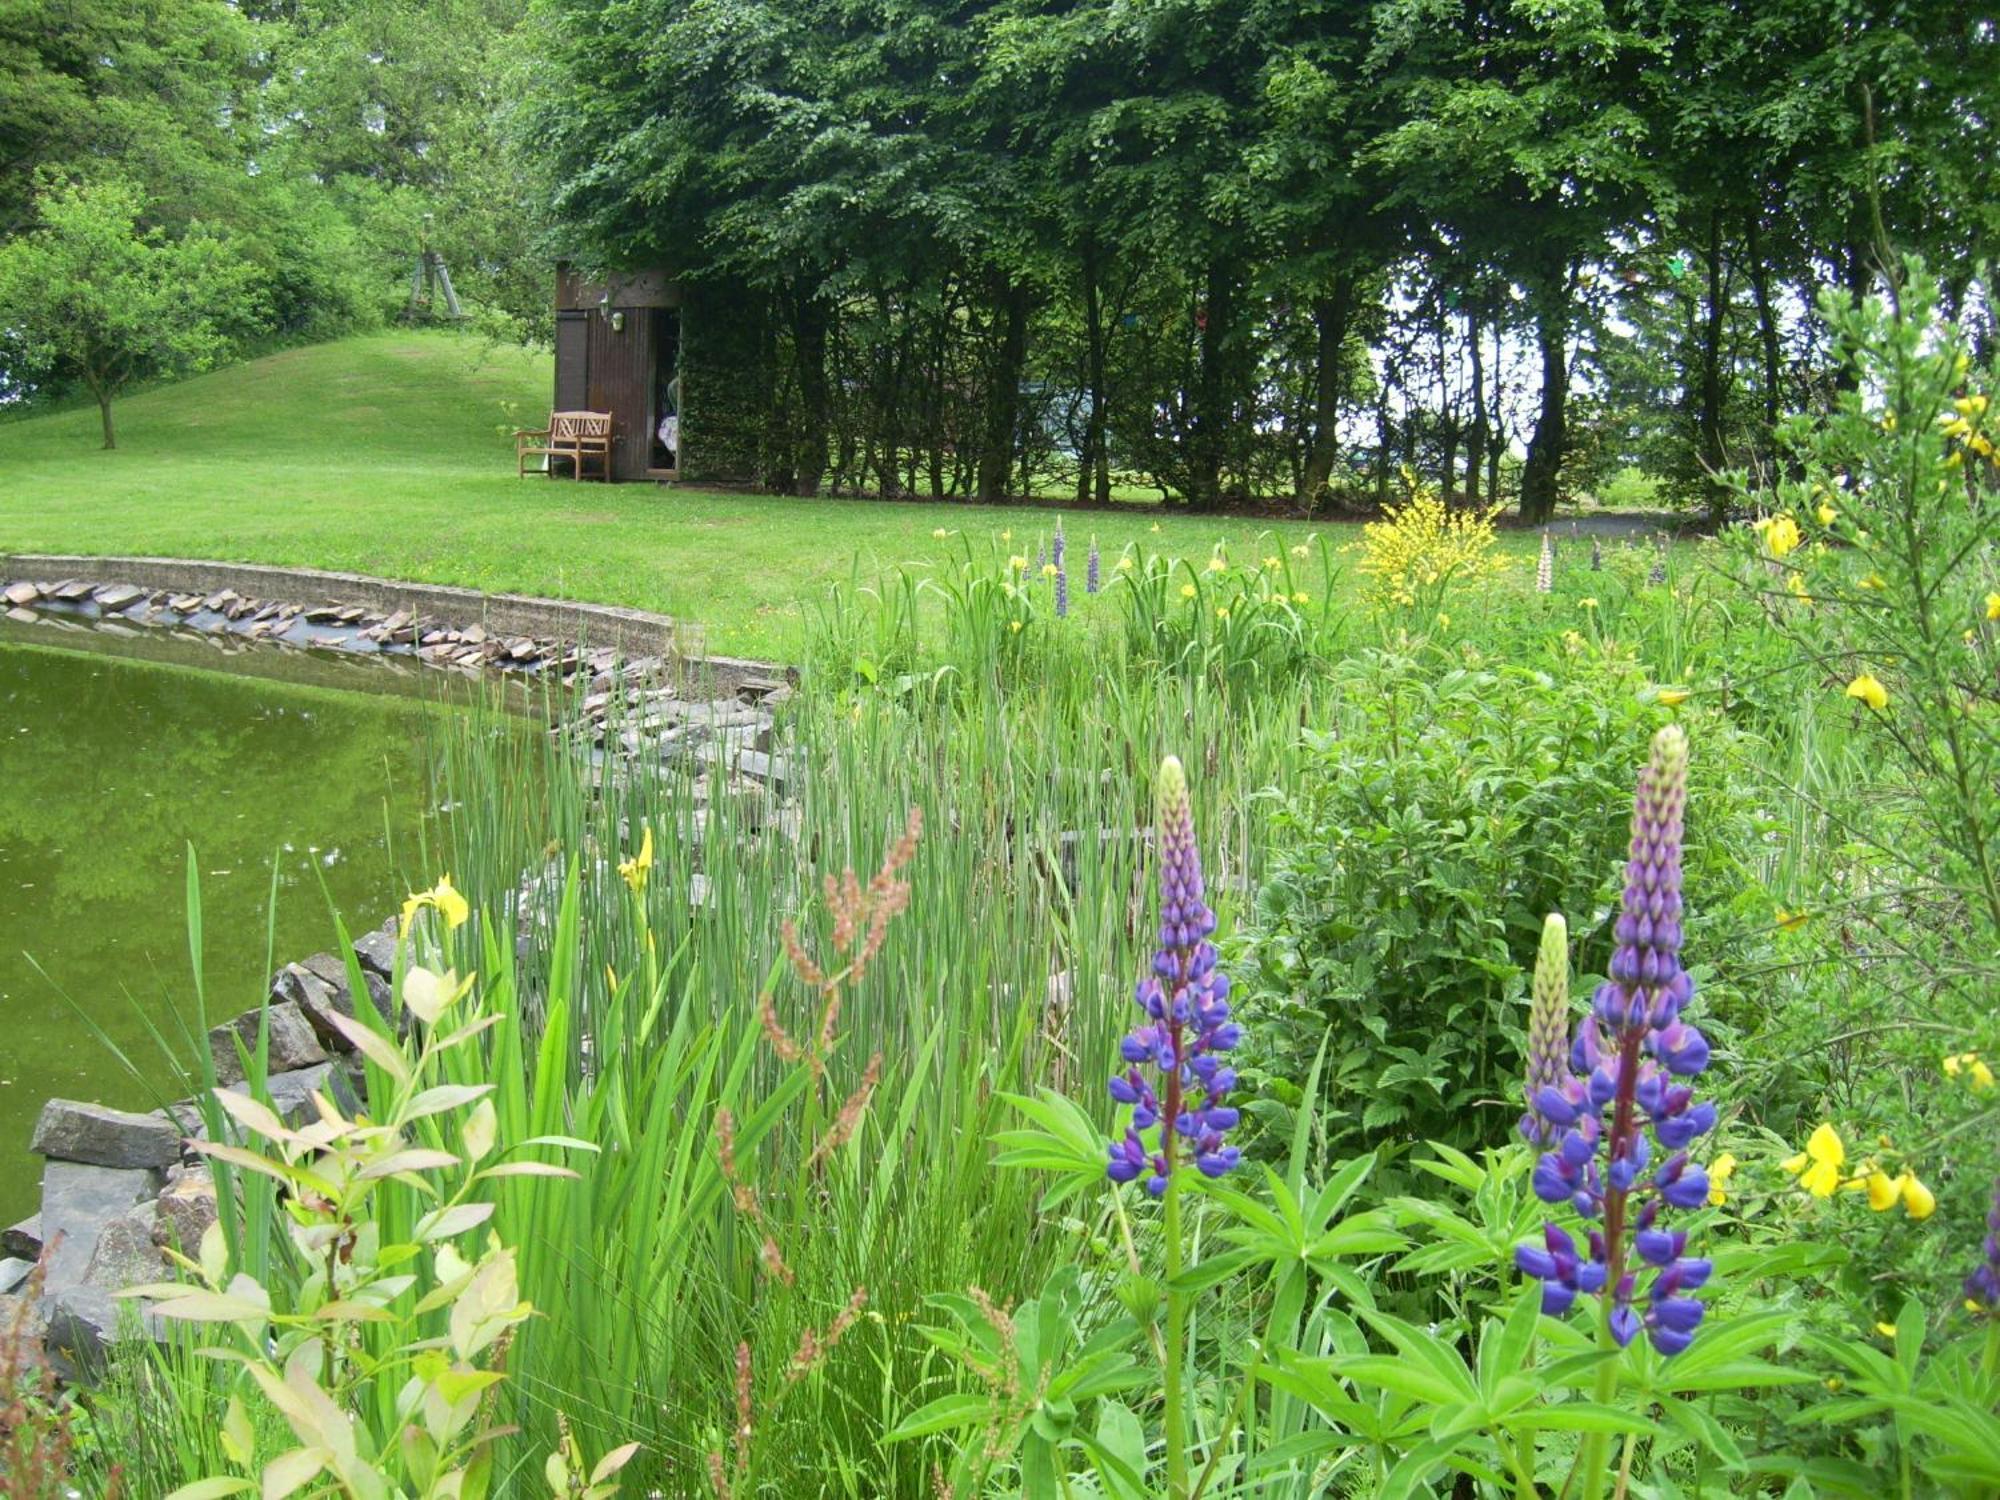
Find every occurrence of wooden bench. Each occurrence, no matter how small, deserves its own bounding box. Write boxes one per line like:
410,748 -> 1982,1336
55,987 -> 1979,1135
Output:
516,410 -> 613,480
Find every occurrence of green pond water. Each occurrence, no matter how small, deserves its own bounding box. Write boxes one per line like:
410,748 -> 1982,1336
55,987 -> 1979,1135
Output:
0,630 -> 438,1225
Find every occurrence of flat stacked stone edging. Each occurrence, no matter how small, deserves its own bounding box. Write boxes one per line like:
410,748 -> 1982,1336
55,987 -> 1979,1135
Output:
0,554 -> 785,699
0,920 -> 402,1382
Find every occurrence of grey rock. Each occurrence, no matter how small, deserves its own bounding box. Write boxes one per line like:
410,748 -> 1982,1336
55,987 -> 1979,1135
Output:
153,1171 -> 218,1253
43,1286 -> 166,1384
208,1000 -> 327,1085
0,1257 -> 31,1294
93,584 -> 143,609
82,1206 -> 167,1292
228,1059 -> 363,1128
6,606 -> 34,623
31,1099 -> 182,1169
54,579 -> 94,601
352,920 -> 398,979
0,1292 -> 49,1371
462,623 -> 487,644
3,581 -> 40,606
280,953 -> 391,1048
3,1215 -> 41,1258
38,1161 -> 160,1293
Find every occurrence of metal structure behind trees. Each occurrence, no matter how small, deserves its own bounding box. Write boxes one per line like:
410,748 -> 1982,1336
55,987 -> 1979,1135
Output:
404,213 -> 464,322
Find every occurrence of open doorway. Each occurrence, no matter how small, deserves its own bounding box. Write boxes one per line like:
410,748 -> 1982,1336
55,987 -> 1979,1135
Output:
650,308 -> 682,473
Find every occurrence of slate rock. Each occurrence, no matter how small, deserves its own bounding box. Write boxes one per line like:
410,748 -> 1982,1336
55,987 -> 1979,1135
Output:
3,1215 -> 41,1258
0,1292 -> 50,1372
352,919 -> 398,980
153,1171 -> 218,1253
31,1098 -> 182,1169
42,1286 -> 166,1384
0,1257 -> 31,1295
228,1059 -> 363,1128
208,1000 -> 327,1085
3,581 -> 39,606
82,1206 -> 167,1292
93,584 -> 143,609
37,1161 -> 160,1293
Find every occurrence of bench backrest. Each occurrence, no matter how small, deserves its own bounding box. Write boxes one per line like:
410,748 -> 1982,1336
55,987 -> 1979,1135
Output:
550,410 -> 612,439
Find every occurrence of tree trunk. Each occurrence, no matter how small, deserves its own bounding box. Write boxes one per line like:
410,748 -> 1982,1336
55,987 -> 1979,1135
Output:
1079,237 -> 1112,508
792,290 -> 829,497
1518,276 -> 1569,525
98,392 -> 116,451
1465,309 -> 1486,509
977,278 -> 1030,504
1297,276 -> 1355,513
1187,261 -> 1237,511
1696,208 -> 1730,522
1746,213 -> 1781,485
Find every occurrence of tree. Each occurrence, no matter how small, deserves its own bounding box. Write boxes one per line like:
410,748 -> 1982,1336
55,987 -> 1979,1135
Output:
0,176 -> 258,448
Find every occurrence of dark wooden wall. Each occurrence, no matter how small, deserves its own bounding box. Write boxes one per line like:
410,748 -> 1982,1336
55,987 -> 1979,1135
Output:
551,266 -> 681,480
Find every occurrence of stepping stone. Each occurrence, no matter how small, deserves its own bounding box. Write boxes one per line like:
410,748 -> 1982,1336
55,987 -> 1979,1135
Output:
31,1100 -> 182,1169
93,584 -> 143,609
3,581 -> 40,606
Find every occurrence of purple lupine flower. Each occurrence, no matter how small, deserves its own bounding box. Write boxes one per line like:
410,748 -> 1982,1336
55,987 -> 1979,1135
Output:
1515,725 -> 1718,1356
1052,520 -> 1066,573
1520,914 -> 1572,1145
1106,757 -> 1241,1196
1086,537 -> 1101,595
1966,1177 -> 2000,1314
1036,542 -> 1048,580
1056,561 -> 1070,618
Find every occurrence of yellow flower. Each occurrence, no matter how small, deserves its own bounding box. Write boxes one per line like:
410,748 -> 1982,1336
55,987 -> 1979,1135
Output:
1875,1322 -> 1898,1338
1858,573 -> 1886,590
1436,612 -> 1450,628
1263,555 -> 1280,570
1009,555 -> 1028,572
1945,1052 -> 1995,1089
401,875 -> 470,933
1986,592 -> 2000,621
1764,515 -> 1803,558
1901,1174 -> 1936,1220
1658,689 -> 1690,707
1783,1123 -> 1846,1198
1775,907 -> 1807,931
1041,562 -> 1059,578
618,824 -> 654,895
1943,416 -> 1973,441
1150,523 -> 1162,533
1974,433 -> 1996,457
1882,411 -> 1897,432
1116,556 -> 1135,572
1956,393 -> 1989,418
1817,502 -> 1838,526
1001,529 -> 1012,542
1845,673 -> 1889,710
1291,542 -> 1310,559
1215,606 -> 1230,620
932,527 -> 949,539
1561,629 -> 1585,650
1786,571 -> 1812,603
1009,619 -> 1023,633
1708,1152 -> 1737,1206
1206,556 -> 1228,573
1864,1169 -> 1904,1212
1579,597 -> 1598,610
1179,583 -> 1197,600
1292,591 -> 1309,605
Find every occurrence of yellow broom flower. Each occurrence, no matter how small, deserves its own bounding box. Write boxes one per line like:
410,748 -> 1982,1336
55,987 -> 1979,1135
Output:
1845,673 -> 1888,710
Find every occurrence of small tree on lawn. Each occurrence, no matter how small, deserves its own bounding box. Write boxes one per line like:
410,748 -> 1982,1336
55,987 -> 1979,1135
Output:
0,175 -> 256,449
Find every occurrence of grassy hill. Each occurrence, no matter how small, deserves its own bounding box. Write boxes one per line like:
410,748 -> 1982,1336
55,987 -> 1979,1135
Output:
1,333 -> 1346,658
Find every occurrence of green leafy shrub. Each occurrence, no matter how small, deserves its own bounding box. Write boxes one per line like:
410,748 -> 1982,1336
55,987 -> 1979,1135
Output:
1236,644 -> 1758,1149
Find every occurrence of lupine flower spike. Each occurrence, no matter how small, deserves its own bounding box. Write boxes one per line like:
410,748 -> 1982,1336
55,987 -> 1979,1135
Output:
1520,914 -> 1571,1144
1516,725 -> 1717,1355
1966,1177 -> 2000,1315
1107,757 -> 1241,1195
1086,537 -> 1101,595
1536,531 -> 1554,595
1054,521 -> 1070,617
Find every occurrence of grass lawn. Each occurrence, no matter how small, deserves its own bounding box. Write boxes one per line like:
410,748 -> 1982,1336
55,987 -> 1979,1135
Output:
4,331 -> 1586,659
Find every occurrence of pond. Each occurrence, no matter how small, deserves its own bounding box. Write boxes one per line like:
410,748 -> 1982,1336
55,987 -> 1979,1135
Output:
0,626 -> 438,1225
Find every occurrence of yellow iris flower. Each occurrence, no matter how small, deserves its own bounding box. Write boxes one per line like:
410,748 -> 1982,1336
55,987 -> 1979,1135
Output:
401,875 -> 470,934
1291,543 -> 1311,559
618,825 -> 654,895
1206,556 -> 1228,573
1009,555 -> 1028,571
1782,1123 -> 1845,1198
1179,583 -> 1197,599
1845,673 -> 1889,710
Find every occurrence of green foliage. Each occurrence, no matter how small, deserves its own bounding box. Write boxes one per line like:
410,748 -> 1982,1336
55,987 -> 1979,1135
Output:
0,176 -> 258,447
1237,647 -> 1733,1148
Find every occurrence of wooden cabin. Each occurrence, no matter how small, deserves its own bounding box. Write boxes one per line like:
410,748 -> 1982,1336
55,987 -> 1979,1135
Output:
553,265 -> 684,482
